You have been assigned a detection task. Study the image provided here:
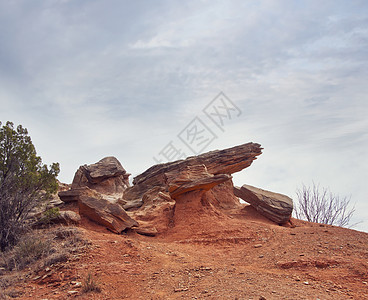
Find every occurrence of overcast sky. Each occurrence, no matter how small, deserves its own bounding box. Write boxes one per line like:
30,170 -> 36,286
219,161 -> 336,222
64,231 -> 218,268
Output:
1,0 -> 367,232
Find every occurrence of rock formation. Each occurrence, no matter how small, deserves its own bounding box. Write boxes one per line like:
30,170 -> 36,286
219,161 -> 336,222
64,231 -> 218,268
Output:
123,142 -> 262,201
233,184 -> 293,224
59,156 -> 130,203
119,142 -> 263,235
58,157 -> 138,233
57,142 -> 294,234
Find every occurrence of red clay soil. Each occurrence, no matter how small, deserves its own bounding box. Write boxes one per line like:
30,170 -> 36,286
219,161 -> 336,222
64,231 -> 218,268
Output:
15,201 -> 368,300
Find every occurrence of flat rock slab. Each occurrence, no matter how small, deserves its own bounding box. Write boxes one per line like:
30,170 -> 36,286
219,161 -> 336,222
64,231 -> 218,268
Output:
124,142 -> 262,200
58,188 -> 86,202
58,187 -> 102,203
79,197 -> 138,233
234,184 -> 293,224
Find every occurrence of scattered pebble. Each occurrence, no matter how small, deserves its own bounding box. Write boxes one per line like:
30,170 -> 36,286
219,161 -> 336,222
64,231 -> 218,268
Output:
67,290 -> 78,295
254,244 -> 263,248
71,281 -> 82,287
259,255 -> 264,258
303,281 -> 309,285
174,287 -> 189,292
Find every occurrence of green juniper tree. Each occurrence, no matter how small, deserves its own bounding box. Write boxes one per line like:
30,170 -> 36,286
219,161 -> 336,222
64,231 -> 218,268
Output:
0,121 -> 59,251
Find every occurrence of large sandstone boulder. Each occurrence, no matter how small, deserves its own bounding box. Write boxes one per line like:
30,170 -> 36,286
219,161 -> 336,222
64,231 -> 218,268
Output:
59,157 -> 130,203
79,196 -> 138,233
71,156 -> 130,195
233,184 -> 293,224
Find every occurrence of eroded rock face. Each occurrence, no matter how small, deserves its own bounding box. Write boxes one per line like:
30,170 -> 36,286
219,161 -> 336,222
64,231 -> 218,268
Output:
59,157 -> 130,203
128,187 -> 176,235
79,196 -> 138,233
233,184 -> 293,224
164,164 -> 232,199
124,142 -> 262,201
119,143 -> 262,235
71,156 -> 130,195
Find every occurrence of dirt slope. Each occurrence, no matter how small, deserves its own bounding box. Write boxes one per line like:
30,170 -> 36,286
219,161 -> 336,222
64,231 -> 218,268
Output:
16,202 -> 368,299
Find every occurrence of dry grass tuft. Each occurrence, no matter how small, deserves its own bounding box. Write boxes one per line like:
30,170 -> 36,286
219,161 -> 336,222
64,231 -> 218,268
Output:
81,272 -> 101,293
0,225 -> 90,297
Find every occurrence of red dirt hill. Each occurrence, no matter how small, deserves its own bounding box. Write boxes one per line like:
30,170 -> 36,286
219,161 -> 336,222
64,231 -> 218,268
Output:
17,194 -> 368,300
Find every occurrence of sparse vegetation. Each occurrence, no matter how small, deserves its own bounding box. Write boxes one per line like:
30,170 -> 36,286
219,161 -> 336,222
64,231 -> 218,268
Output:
0,121 -> 60,251
38,207 -> 61,225
295,182 -> 355,227
0,226 -> 89,271
0,281 -> 5,300
10,236 -> 52,270
81,272 -> 101,293
0,226 -> 90,298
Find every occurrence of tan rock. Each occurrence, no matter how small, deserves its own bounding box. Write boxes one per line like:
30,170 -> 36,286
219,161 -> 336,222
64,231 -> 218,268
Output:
134,221 -> 158,236
127,187 -> 176,234
118,198 -> 143,211
58,211 -> 81,224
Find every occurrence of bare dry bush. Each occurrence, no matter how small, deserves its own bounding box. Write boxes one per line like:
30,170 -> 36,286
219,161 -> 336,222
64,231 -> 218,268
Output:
295,183 -> 355,227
